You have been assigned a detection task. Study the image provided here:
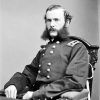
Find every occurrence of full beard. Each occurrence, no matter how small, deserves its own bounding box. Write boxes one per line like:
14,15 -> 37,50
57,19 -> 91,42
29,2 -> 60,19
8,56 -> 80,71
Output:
41,26 -> 70,41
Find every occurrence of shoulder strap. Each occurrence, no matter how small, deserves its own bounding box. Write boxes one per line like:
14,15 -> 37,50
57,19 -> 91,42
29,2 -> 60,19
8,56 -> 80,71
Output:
67,40 -> 80,47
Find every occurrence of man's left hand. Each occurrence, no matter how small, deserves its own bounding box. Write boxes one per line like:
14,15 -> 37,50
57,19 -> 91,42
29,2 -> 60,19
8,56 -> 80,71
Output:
23,91 -> 33,99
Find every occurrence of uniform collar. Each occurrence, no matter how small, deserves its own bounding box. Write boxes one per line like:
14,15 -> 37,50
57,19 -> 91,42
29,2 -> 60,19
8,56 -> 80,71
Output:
49,37 -> 62,43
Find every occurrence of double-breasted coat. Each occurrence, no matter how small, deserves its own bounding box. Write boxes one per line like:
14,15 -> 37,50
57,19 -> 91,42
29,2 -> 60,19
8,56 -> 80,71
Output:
4,37 -> 89,99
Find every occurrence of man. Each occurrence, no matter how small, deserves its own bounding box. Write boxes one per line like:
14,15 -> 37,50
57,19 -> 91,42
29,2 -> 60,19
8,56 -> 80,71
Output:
4,5 -> 89,100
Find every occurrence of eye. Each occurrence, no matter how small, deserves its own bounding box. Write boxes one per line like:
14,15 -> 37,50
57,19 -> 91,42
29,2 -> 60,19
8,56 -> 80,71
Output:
54,18 -> 59,21
46,19 -> 51,22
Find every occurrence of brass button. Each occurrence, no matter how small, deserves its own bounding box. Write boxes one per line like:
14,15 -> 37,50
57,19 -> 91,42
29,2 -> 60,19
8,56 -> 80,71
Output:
39,64 -> 41,67
56,41 -> 60,44
50,50 -> 53,54
52,45 -> 56,49
47,68 -> 50,72
38,70 -> 41,73
47,75 -> 50,79
44,98 -> 47,100
43,47 -> 46,50
47,62 -> 51,66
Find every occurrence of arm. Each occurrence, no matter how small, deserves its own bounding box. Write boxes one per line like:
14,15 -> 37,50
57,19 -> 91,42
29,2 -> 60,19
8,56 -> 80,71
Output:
4,50 -> 41,93
31,43 -> 89,99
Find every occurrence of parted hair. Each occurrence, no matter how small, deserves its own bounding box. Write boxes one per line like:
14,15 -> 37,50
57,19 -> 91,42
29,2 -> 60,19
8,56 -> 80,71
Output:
44,4 -> 72,23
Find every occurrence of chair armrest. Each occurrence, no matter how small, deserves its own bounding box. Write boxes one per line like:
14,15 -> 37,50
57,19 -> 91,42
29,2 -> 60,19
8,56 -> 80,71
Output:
0,89 -> 5,97
61,89 -> 88,100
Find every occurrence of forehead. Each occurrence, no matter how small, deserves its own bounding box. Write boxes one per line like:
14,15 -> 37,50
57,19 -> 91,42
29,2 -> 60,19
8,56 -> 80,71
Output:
46,8 -> 64,19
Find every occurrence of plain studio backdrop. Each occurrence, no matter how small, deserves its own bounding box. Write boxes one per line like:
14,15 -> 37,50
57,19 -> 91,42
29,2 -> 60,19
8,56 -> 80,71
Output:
0,0 -> 99,100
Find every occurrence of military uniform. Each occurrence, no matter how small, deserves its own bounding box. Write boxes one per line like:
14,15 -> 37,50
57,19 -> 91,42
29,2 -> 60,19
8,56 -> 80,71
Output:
4,37 -> 89,99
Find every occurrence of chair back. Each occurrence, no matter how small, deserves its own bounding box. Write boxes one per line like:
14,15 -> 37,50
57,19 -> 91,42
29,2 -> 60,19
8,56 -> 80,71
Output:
69,36 -> 99,100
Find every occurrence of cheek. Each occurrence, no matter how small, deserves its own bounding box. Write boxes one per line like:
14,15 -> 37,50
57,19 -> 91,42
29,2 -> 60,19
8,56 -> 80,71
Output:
46,22 -> 50,29
57,23 -> 65,30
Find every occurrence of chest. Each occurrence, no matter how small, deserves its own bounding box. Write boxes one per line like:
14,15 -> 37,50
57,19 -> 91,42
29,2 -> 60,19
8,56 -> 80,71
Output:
37,42 -> 72,76
40,42 -> 72,65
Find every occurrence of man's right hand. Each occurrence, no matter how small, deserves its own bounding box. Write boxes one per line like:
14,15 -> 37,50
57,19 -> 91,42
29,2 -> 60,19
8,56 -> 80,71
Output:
5,85 -> 17,99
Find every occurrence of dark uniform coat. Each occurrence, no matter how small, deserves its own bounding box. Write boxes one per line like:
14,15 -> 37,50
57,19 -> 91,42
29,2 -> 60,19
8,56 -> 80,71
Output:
4,37 -> 89,99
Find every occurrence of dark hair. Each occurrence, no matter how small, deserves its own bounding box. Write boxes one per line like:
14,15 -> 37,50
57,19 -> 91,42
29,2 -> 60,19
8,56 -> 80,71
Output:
44,4 -> 72,23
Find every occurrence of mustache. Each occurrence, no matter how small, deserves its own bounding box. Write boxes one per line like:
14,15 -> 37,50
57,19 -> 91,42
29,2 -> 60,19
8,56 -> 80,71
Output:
41,26 -> 70,40
49,27 -> 57,32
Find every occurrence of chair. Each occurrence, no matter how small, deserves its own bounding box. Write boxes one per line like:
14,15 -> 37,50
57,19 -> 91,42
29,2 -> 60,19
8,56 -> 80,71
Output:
57,36 -> 99,100
0,36 -> 99,100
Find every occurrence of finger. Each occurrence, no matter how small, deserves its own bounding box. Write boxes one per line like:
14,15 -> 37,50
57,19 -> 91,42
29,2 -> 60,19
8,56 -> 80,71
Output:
6,90 -> 10,98
22,93 -> 25,99
9,89 -> 11,98
10,90 -> 14,98
23,92 -> 29,100
10,89 -> 15,98
5,90 -> 9,98
13,90 -> 17,99
10,89 -> 16,99
23,93 -> 27,99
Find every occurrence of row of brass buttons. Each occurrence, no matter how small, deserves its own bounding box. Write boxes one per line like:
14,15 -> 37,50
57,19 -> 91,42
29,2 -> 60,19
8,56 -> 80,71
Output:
38,41 -> 60,79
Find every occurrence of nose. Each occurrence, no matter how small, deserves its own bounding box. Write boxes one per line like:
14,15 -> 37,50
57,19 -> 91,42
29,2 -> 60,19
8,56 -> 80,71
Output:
50,20 -> 55,28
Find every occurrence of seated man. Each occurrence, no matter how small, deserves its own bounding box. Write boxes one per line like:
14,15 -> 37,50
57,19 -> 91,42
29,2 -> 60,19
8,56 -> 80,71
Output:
4,5 -> 89,100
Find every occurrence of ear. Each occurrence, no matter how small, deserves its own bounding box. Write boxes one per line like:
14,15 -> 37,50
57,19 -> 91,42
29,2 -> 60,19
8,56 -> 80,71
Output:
65,20 -> 70,27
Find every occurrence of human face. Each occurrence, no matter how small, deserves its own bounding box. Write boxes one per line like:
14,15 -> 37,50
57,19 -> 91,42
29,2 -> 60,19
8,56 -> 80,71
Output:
45,8 -> 65,38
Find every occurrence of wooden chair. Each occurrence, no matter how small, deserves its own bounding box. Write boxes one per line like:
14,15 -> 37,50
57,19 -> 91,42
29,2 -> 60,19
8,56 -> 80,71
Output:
57,36 -> 99,100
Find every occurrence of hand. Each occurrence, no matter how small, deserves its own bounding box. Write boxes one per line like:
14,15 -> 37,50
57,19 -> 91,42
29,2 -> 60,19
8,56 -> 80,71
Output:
5,85 -> 17,99
23,91 -> 33,99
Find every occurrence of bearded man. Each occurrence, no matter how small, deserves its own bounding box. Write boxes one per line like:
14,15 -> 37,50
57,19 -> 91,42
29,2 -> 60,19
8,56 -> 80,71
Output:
4,5 -> 89,100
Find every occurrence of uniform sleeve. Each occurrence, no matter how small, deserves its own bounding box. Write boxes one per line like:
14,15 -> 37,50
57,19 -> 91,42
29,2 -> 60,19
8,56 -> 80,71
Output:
32,43 -> 89,99
4,50 -> 41,93
66,42 -> 89,87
